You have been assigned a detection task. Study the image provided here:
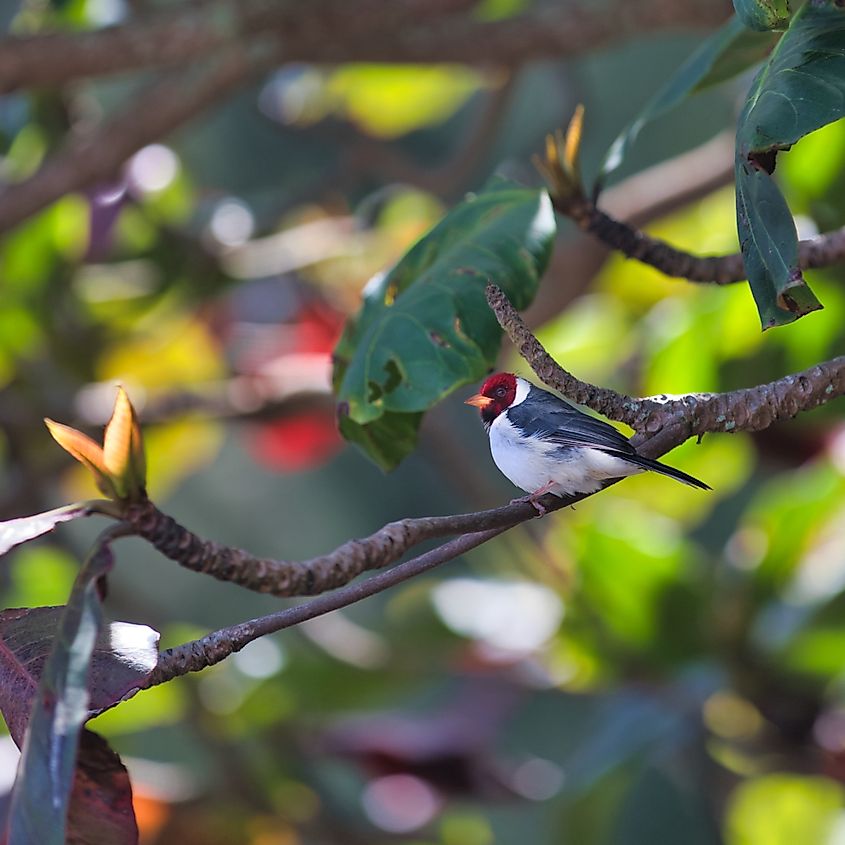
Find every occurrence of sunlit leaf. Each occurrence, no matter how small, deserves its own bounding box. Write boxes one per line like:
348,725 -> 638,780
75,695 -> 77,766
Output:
0,503 -> 94,558
0,606 -> 159,745
733,0 -> 792,32
333,177 -> 555,469
326,65 -> 486,138
725,774 -> 844,845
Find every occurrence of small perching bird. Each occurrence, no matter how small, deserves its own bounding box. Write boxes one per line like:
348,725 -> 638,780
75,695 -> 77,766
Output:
465,373 -> 709,510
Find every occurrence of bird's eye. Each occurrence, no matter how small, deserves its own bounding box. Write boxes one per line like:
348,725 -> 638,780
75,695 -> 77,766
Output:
495,387 -> 506,397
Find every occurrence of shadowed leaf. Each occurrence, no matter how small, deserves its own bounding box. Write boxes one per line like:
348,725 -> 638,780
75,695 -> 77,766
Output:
66,730 -> 138,845
333,177 -> 555,469
600,17 -> 776,186
735,0 -> 845,327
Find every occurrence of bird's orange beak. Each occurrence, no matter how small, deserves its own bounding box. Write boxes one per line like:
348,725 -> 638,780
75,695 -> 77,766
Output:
464,393 -> 493,409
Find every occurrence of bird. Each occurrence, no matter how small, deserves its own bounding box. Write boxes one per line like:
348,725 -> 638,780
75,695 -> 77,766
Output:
465,372 -> 709,511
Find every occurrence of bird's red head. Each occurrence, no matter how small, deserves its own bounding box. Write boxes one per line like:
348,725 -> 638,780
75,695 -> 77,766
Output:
465,372 -> 517,425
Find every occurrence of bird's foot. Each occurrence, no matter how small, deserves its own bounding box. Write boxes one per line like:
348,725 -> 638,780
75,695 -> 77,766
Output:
511,482 -> 557,517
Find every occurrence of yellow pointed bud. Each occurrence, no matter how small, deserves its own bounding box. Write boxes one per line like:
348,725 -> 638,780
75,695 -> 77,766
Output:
44,419 -> 118,499
563,104 -> 585,182
103,386 -> 146,500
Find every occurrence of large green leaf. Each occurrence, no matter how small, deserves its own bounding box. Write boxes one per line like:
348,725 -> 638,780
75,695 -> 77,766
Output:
600,17 -> 776,187
333,177 -> 555,469
735,0 -> 845,327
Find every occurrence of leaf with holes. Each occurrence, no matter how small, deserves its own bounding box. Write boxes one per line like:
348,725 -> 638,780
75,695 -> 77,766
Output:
599,16 -> 776,187
333,177 -> 555,469
735,0 -> 845,328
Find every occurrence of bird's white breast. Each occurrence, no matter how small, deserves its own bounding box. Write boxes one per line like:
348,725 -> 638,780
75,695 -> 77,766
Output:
488,411 -> 642,496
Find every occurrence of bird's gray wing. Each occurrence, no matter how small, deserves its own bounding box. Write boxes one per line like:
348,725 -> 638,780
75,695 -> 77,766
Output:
506,390 -> 636,455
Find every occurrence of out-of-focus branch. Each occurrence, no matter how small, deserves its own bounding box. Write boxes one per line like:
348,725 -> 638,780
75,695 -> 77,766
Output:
0,0 -> 731,93
0,50 -> 272,234
488,284 -> 845,435
0,0 -> 474,93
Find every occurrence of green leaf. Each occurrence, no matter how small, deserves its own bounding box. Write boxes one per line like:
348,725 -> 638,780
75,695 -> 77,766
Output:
735,155 -> 821,327
733,0 -> 792,32
333,177 -> 555,469
735,0 -> 845,327
726,774 -> 844,845
600,17 -> 776,186
338,410 -> 423,473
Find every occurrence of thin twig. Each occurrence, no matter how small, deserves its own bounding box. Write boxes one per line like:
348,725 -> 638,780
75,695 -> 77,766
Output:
554,186 -> 845,285
143,526 -> 508,686
0,49 -> 273,234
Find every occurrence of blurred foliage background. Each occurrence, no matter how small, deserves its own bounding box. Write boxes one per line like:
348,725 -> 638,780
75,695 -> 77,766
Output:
2,1 -> 845,843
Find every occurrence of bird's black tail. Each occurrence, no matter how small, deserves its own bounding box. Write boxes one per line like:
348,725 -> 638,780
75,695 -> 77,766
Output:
622,453 -> 711,490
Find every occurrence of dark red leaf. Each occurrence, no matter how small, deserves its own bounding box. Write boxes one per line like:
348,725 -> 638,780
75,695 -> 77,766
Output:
66,730 -> 138,845
0,607 -> 159,746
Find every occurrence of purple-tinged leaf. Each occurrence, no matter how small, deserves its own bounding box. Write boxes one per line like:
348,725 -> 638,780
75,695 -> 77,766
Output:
0,504 -> 94,558
66,730 -> 138,845
0,607 -> 159,745
4,530 -> 150,845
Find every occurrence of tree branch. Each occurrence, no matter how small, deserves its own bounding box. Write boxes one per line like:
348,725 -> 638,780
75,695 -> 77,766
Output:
486,284 -> 845,435
111,282 -> 845,686
0,49 -> 275,234
142,526 -> 507,686
139,419 -> 696,687
553,184 -> 845,285
119,287 -> 844,605
0,0 -> 731,93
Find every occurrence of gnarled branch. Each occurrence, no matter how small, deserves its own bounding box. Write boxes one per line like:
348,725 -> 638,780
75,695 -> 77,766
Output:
486,284 -> 845,435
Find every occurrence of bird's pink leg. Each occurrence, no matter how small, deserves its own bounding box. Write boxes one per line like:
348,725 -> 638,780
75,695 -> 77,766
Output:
511,481 -> 557,517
